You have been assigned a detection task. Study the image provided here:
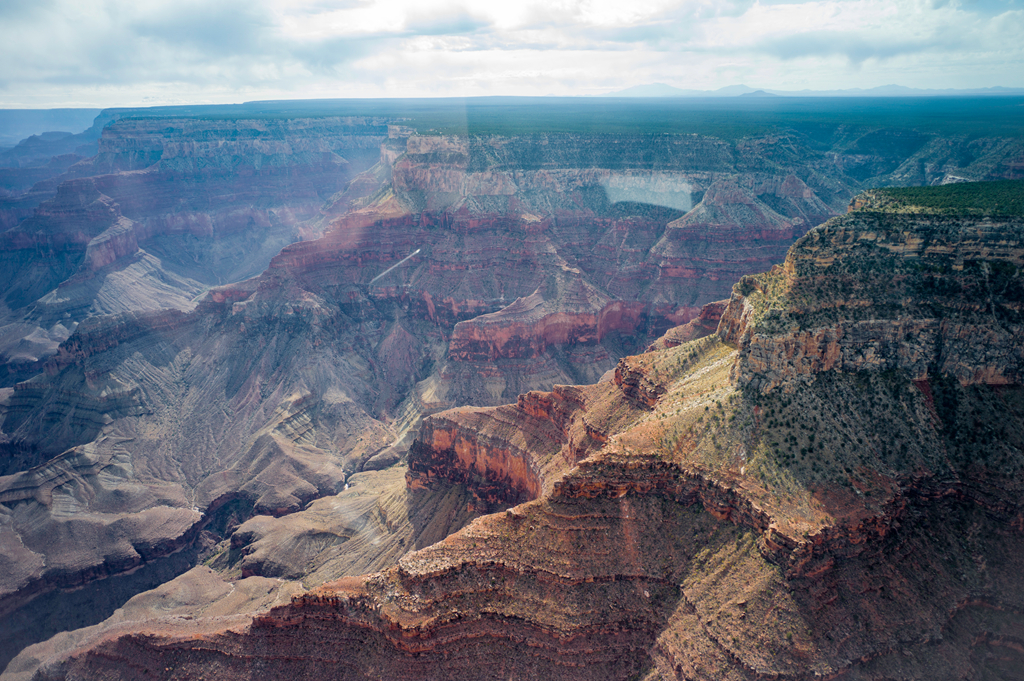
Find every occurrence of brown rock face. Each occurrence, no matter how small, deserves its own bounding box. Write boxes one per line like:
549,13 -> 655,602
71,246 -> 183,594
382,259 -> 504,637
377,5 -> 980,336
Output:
643,178 -> 826,309
406,382 -> 603,510
719,210 -> 1024,392
446,269 -> 646,362
647,299 -> 728,351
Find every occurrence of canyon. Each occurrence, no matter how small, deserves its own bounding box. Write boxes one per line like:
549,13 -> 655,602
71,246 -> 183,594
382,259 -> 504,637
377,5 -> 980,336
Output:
0,98 -> 1022,678
9,180 -> 1024,680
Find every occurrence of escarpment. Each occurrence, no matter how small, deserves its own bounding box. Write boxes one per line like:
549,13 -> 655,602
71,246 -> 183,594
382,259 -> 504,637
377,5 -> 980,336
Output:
647,299 -> 728,351
406,378 -> 642,510
719,203 -> 1024,392
406,304 -> 727,512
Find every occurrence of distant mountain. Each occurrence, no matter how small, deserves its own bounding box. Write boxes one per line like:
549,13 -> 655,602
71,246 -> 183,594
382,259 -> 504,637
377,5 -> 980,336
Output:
605,83 -> 1024,97
777,84 -> 1024,97
0,109 -> 101,147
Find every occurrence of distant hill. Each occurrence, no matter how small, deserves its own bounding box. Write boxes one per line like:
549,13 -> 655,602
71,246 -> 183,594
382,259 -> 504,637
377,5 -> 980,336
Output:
0,109 -> 101,147
604,83 -> 1024,98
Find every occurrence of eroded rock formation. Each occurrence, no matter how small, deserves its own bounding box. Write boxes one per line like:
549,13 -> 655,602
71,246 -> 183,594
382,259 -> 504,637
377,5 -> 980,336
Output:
0,116 -> 388,386
719,207 -> 1024,392
2,101 -> 1024,677
16,183 -> 1024,680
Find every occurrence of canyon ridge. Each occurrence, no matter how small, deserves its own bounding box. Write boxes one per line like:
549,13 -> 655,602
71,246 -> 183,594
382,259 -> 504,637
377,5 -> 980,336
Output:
0,97 -> 1022,679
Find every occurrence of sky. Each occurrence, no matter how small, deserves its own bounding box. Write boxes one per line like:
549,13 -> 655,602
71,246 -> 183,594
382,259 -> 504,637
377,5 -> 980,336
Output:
1,0 -> 1022,108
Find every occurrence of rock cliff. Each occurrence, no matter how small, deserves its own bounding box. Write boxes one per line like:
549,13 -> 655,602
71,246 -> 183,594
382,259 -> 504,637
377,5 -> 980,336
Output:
719,196 -> 1024,392
2,103 -> 1023,676
17,181 -> 1024,680
0,116 -> 387,386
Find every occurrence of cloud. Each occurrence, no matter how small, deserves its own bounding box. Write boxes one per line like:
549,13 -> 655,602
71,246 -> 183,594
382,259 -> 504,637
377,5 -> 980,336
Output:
292,34 -> 399,74
129,0 -> 275,57
0,0 -> 1021,106
756,28 -> 972,64
404,7 -> 491,35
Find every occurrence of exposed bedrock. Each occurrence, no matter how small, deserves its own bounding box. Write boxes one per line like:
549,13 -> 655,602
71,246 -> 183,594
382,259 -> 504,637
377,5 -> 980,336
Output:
8,115 -> 386,276
406,306 -> 721,511
28,495 -> 732,681
343,136 -> 847,407
644,178 -> 826,307
10,187 -> 1024,680
719,209 -> 1024,392
647,299 -> 728,351
0,179 -> 130,313
0,116 -> 389,381
29,483 -> 1024,681
445,268 -> 693,366
0,295 -> 405,632
406,383 -> 593,510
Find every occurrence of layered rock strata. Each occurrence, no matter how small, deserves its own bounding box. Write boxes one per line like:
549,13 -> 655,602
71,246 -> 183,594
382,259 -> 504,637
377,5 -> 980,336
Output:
3,118 -> 1022,673
719,208 -> 1024,392
0,116 -> 388,382
19,184 -> 1024,680
407,381 -> 619,510
647,299 -> 728,351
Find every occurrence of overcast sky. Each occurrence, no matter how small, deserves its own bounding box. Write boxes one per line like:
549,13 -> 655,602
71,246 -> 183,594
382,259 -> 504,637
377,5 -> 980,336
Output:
1,0 -> 1022,107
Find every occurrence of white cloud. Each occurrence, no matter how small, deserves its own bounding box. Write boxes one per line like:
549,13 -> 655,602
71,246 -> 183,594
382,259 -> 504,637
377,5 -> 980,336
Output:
0,0 -> 1020,107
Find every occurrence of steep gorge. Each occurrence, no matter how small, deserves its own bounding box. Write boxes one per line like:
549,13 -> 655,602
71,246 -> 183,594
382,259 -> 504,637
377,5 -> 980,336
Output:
0,116 -> 387,384
1,102 -> 1023,676
12,183 -> 1024,680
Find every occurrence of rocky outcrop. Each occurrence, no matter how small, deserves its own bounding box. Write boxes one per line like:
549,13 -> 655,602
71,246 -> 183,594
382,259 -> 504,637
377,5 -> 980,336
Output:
612,356 -> 668,410
447,268 -> 631,361
642,179 -> 821,308
719,208 -> 1024,392
406,382 -> 607,510
647,299 -> 727,351
31,450 -> 1024,681
0,441 -> 202,614
0,179 -> 143,324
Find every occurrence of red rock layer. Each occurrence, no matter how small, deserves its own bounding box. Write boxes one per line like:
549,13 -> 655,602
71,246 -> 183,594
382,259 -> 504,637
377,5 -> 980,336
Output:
406,383 -> 600,509
41,455 -> 1024,681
